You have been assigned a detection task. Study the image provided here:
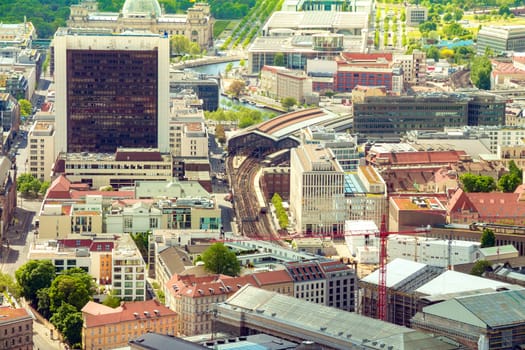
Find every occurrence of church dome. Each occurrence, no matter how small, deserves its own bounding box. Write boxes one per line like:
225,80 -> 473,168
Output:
122,0 -> 162,18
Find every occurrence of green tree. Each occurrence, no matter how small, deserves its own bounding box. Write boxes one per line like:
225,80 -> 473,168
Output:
36,288 -> 51,319
227,80 -> 245,97
215,124 -> 226,144
48,268 -> 95,312
454,9 -> 464,21
470,55 -> 492,90
273,52 -> 285,67
130,231 -> 150,260
39,180 -> 51,196
281,97 -> 297,111
426,46 -> 440,61
18,99 -> 32,117
498,160 -> 522,192
170,34 -> 191,56
498,173 -> 521,192
272,193 -> 289,229
17,173 -> 45,197
15,260 -> 55,303
499,5 -> 511,15
443,23 -> 467,39
470,260 -> 492,276
481,228 -> 496,248
102,293 -> 121,308
50,303 -> 83,347
0,272 -> 20,296
460,173 -> 496,192
443,12 -> 453,22
419,21 -> 437,34
201,243 -> 241,276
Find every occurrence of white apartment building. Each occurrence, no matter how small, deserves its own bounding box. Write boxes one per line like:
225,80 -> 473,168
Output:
28,118 -> 55,182
106,202 -> 163,234
28,241 -> 91,274
54,148 -> 173,189
290,144 -> 345,235
388,236 -> 481,268
112,235 -> 146,301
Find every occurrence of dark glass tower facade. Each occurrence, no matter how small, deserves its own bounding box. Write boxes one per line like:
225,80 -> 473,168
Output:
66,49 -> 159,153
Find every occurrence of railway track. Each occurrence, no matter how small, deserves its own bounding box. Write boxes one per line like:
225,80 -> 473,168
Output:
228,155 -> 278,241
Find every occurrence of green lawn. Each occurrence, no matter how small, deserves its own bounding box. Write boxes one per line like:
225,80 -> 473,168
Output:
214,20 -> 231,38
464,14 -> 525,26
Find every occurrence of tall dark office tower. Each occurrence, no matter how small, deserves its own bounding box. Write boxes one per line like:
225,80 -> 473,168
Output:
53,28 -> 169,154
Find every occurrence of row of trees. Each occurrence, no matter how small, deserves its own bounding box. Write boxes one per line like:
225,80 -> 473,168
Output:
459,161 -> 521,193
15,260 -> 96,348
205,106 -> 271,128
17,174 -> 50,198
170,35 -> 202,58
271,193 -> 289,229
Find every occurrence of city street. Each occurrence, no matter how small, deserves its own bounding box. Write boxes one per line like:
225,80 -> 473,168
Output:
1,198 -> 41,276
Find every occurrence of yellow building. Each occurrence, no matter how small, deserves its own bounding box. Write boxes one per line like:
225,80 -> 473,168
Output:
81,300 -> 177,350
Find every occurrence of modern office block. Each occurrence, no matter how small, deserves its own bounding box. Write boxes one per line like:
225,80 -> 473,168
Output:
52,28 -> 170,155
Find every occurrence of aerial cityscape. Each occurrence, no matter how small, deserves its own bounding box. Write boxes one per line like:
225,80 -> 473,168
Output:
2,0 -> 525,349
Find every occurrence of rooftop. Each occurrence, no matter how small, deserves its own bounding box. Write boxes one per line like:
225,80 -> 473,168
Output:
217,285 -> 458,350
415,270 -> 512,296
361,258 -> 429,288
390,196 -> 446,211
419,289 -> 525,328
0,306 -> 31,324
82,300 -> 175,328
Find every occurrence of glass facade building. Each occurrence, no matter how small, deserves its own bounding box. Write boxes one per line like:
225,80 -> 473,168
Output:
66,49 -> 159,153
52,29 -> 170,156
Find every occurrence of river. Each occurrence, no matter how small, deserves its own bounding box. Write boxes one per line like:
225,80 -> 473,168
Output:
189,61 -> 240,75
188,61 -> 276,116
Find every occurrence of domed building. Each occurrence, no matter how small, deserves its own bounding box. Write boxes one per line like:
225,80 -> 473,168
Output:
67,0 -> 213,49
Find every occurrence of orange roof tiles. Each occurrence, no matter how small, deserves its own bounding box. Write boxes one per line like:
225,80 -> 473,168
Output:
257,108 -> 325,134
46,174 -> 72,199
0,306 -> 30,323
492,60 -> 525,74
373,150 -> 467,166
252,270 -> 292,285
448,189 -> 525,222
167,274 -> 251,298
82,300 -> 176,328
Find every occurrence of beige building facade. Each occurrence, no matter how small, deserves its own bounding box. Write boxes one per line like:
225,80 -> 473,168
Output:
28,118 -> 55,182
68,0 -> 213,49
260,65 -> 313,104
290,144 -> 345,235
0,306 -> 33,350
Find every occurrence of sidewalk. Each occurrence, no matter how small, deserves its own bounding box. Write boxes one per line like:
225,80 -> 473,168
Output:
33,319 -> 63,350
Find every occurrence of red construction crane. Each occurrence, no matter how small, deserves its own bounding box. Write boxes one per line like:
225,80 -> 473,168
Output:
376,216 -> 430,321
211,216 -> 431,322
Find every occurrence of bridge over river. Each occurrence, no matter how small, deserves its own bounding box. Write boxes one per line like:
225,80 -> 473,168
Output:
171,55 -> 245,70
